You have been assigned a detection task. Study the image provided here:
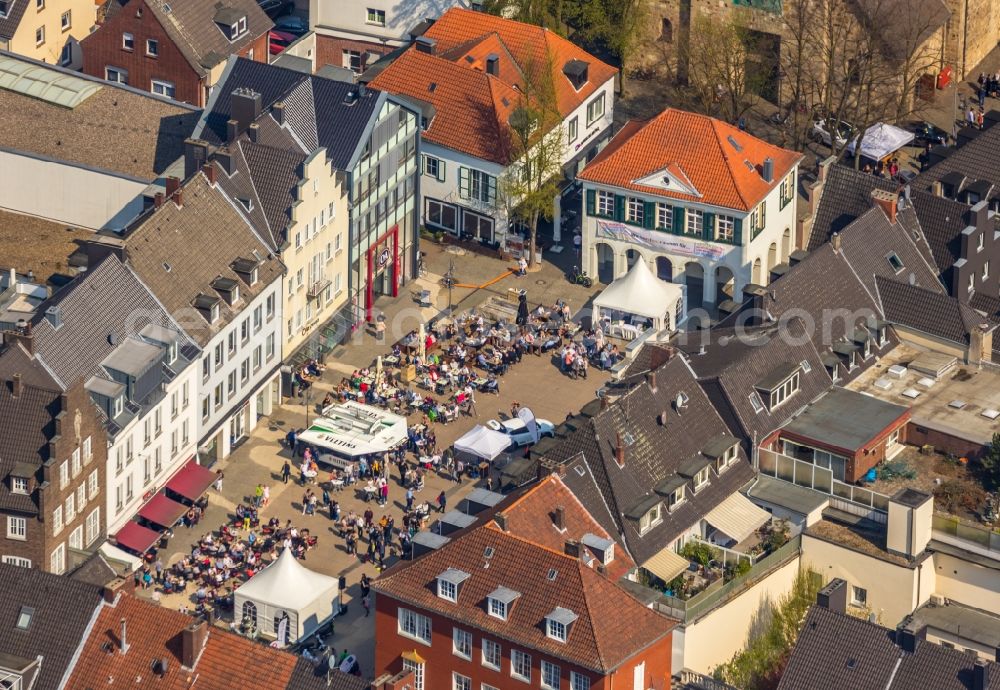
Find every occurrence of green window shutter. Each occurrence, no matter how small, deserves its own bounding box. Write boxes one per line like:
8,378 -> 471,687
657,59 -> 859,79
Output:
733,217 -> 743,245
643,201 -> 656,229
438,160 -> 446,183
702,212 -> 715,241
673,206 -> 685,235
458,167 -> 469,199
586,189 -> 596,216
614,194 -> 625,222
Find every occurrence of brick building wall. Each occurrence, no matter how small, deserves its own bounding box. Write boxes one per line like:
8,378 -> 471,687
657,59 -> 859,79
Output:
373,595 -> 672,690
81,0 -> 203,105
1,378 -> 107,573
944,0 -> 1000,79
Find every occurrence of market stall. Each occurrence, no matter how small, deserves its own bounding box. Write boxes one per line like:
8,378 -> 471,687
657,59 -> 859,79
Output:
593,259 -> 685,335
453,424 -> 511,463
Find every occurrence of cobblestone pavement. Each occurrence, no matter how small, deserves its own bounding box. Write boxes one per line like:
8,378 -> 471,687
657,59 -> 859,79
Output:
139,244 -> 611,676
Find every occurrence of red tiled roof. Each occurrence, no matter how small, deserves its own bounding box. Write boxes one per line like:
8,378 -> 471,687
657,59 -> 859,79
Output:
373,524 -> 674,673
578,108 -> 803,211
65,594 -> 302,689
369,7 -> 616,164
496,474 -> 635,582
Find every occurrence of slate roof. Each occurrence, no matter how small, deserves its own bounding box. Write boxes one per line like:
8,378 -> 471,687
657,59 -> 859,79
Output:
0,55 -> 200,180
538,356 -> 754,564
30,254 -> 196,389
120,172 -> 284,347
677,319 -> 832,445
578,108 -> 802,211
0,345 -> 63,514
0,209 -> 91,284
0,0 -> 29,39
876,275 -> 995,347
213,115 -> 307,250
103,0 -> 273,77
287,660 -> 370,690
373,524 -> 675,673
914,121 -> 1000,200
779,605 -> 1000,690
494,474 -> 635,581
0,563 -> 104,690
197,57 -> 383,172
65,592 -> 317,690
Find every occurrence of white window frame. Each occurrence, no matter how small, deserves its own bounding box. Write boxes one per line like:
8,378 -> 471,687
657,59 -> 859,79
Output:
685,208 -> 704,236
511,649 -> 532,683
452,673 -> 471,690
398,608 -> 432,645
567,116 -> 578,143
366,7 -> 386,25
50,542 -> 66,574
122,32 -> 134,50
452,627 -> 472,660
35,25 -> 44,45
768,371 -> 800,410
85,507 -> 101,546
145,38 -> 158,56
639,503 -> 662,534
541,660 -> 562,690
151,79 -> 175,98
668,486 -> 686,510
596,190 -> 614,217
488,597 -> 507,620
717,214 -> 735,242
851,585 -> 868,606
625,197 -> 644,225
571,672 -> 591,690
657,203 -> 674,231
482,638 -> 501,670
586,92 -> 605,126
438,578 -> 458,602
546,619 -> 567,642
7,516 -> 27,540
1,555 -> 31,567
11,477 -> 28,495
693,466 -> 710,492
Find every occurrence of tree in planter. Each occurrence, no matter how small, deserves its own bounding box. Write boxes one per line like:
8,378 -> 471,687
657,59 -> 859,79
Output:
979,433 -> 1000,493
497,58 -> 566,268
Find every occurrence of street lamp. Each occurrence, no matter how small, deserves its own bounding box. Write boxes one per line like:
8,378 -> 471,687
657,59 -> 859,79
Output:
304,386 -> 313,428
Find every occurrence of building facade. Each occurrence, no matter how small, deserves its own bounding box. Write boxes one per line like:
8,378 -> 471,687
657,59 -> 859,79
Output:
368,8 -> 617,249
80,0 -> 271,106
0,343 -> 107,573
0,0 -> 97,68
578,108 -> 801,307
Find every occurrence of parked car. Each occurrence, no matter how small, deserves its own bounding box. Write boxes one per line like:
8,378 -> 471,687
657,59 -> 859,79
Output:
258,0 -> 292,18
487,417 -> 555,447
269,30 -> 296,55
274,15 -> 308,35
810,118 -> 855,148
912,121 -> 950,146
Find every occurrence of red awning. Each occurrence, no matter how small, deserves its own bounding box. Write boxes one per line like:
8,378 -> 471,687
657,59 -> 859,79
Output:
137,491 -> 187,528
114,521 -> 161,555
165,459 -> 215,502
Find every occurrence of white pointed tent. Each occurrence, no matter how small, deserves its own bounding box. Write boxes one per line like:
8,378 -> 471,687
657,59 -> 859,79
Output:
453,424 -> 511,462
234,548 -> 339,642
593,259 -> 685,332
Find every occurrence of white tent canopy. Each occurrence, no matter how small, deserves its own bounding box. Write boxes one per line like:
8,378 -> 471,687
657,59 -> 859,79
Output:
846,122 -> 915,161
453,425 -> 511,462
234,548 -> 339,642
593,259 -> 685,332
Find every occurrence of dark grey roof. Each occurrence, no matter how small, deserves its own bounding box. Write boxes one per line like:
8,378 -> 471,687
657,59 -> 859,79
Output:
68,553 -> 121,587
541,356 -> 754,564
0,0 -> 29,40
676,320 -> 832,445
809,165 -> 901,251
198,57 -> 386,171
747,475 -> 828,515
31,255 -> 195,389
909,192 -> 985,285
287,658 -> 370,690
779,605 -> 1000,690
910,602 -> 1000,648
0,563 -> 104,690
876,275 -> 994,347
915,121 -> 1000,200
782,387 -> 909,452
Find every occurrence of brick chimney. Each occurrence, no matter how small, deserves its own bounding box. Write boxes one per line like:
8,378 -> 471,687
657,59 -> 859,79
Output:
553,506 -> 565,531
646,370 -> 657,393
247,123 -> 259,143
202,163 -> 216,185
181,620 -> 209,669
371,669 -> 415,690
272,101 -> 286,125
4,323 -> 35,355
974,659 -> 990,690
615,433 -> 625,468
896,623 -> 923,653
10,373 -> 22,398
871,188 -> 897,224
816,578 -> 847,614
831,232 -> 842,252
183,138 -> 209,179
153,192 -> 164,208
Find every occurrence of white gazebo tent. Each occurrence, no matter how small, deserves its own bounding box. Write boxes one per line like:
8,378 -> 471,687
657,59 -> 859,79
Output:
593,259 -> 685,332
234,548 -> 339,642
453,425 -> 511,462
846,122 -> 915,162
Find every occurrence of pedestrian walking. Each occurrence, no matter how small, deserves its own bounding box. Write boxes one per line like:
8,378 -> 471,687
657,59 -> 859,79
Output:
517,256 -> 527,276
437,490 -> 447,513
405,487 -> 414,511
285,429 -> 298,456
281,460 -> 291,484
214,470 -> 224,492
362,594 -> 371,617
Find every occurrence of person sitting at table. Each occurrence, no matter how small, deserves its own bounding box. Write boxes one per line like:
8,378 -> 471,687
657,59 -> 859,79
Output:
482,375 -> 500,394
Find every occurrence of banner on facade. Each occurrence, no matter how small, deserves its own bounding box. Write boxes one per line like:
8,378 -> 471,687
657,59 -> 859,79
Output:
596,220 -> 729,261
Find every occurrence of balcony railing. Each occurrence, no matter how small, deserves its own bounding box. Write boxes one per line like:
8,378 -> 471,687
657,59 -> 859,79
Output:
932,513 -> 1000,558
307,278 -> 331,300
655,535 -> 802,624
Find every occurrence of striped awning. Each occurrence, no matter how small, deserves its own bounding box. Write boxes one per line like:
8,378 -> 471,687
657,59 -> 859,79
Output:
705,492 -> 771,544
642,546 -> 690,583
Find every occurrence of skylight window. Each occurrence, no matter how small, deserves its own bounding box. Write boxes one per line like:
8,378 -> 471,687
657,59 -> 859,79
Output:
749,392 -> 765,414
16,606 -> 34,630
886,252 -> 904,273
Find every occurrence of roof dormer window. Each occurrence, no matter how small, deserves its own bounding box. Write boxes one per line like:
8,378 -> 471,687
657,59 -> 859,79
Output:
693,466 -> 710,492
113,395 -> 124,418
11,477 -> 28,495
215,7 -> 247,41
212,277 -> 240,306
545,608 -> 578,642
639,503 -> 662,534
581,533 -> 614,565
487,586 -> 520,621
436,568 -> 470,602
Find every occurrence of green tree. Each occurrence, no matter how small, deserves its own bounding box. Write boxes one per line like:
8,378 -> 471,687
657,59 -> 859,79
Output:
980,433 -> 1000,492
497,57 -> 566,267
714,568 -> 822,689
566,0 -> 646,95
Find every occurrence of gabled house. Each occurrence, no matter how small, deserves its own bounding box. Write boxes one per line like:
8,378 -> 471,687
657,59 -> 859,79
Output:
537,355 -> 757,583
577,108 -> 802,308
0,562 -> 104,688
92,171 -> 285,463
368,7 -> 617,247
372,523 -> 676,690
22,254 -> 198,536
0,0 -> 97,68
80,0 -> 272,106
196,57 -> 420,328
913,115 -> 1000,209
0,54 -> 200,230
0,342 -> 107,573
